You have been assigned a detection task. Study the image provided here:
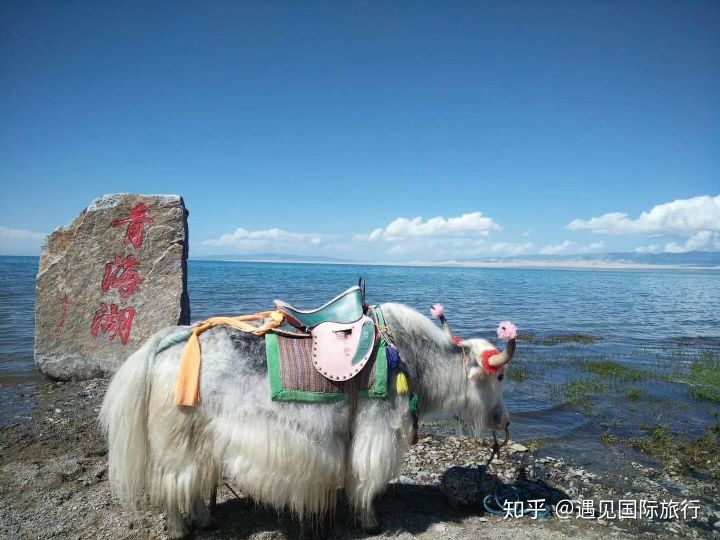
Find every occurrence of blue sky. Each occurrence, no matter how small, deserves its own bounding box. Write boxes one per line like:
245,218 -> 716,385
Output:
1,1 -> 718,260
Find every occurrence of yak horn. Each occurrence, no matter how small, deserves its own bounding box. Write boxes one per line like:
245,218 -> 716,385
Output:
488,339 -> 516,367
430,304 -> 454,340
440,316 -> 454,340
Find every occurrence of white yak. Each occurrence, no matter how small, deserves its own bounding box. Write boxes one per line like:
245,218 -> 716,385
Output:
100,302 -> 515,538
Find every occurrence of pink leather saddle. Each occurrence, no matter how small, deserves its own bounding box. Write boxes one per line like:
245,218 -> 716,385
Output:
274,285 -> 377,382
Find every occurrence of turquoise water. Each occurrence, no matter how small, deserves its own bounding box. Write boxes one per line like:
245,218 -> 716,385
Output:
1,256 -> 719,471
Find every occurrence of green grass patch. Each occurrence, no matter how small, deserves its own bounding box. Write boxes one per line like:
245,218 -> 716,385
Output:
578,359 -> 649,382
626,388 -> 643,401
539,334 -> 600,346
526,439 -> 541,452
506,365 -> 527,382
628,426 -> 675,455
601,430 -> 617,445
690,387 -> 720,402
561,379 -> 607,403
666,351 -> 720,403
625,425 -> 720,480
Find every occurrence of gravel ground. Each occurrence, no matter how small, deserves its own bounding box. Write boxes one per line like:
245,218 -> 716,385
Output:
1,379 -> 718,539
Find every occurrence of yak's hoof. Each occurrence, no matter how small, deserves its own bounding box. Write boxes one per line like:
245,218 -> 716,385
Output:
359,517 -> 381,535
197,514 -> 218,530
166,524 -> 189,540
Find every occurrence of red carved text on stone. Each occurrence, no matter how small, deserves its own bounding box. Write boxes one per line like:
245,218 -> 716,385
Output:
102,255 -> 143,298
111,202 -> 152,249
91,303 -> 135,345
55,296 -> 72,337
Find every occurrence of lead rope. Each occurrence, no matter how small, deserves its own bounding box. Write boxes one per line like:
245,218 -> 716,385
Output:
480,428 -> 551,519
460,342 -> 550,518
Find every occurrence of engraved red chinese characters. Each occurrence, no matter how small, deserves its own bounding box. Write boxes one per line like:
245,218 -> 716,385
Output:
91,303 -> 136,345
55,296 -> 72,337
101,255 -> 143,298
111,202 -> 152,249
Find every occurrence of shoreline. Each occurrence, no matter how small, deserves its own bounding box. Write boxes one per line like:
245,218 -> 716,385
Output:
1,379 -> 718,539
192,258 -> 720,271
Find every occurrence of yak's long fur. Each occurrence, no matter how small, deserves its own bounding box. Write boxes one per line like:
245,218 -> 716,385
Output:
99,302 -> 508,537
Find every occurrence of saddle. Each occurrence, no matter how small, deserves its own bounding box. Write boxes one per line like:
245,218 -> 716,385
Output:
274,282 -> 377,382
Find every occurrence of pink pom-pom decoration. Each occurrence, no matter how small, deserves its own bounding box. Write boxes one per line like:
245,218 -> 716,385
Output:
497,321 -> 517,341
430,304 -> 445,320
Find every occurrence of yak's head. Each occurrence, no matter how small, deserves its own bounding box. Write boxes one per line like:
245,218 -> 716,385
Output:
457,337 -> 515,432
432,306 -> 515,433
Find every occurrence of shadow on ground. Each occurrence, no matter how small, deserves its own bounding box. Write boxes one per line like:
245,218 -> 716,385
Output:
196,466 -> 570,539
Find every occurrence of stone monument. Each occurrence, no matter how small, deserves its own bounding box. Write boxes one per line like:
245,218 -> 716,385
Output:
35,193 -> 190,380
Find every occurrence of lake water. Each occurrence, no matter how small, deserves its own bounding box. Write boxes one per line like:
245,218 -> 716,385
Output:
1,256 -> 719,472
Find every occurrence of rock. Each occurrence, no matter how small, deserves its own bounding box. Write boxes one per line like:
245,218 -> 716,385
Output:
35,194 -> 190,380
510,443 -> 528,452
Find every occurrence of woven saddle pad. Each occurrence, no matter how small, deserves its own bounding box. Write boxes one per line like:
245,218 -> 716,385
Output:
265,331 -> 388,403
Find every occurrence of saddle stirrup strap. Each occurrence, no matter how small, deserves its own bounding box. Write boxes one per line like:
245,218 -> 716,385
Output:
358,277 -> 367,310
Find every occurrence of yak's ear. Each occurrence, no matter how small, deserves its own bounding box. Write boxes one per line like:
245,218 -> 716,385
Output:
459,342 -> 484,381
468,364 -> 485,382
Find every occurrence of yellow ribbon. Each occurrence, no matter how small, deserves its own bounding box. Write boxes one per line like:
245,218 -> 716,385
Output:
173,310 -> 284,406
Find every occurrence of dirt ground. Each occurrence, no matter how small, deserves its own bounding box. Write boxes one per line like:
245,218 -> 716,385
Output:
1,379 -> 718,539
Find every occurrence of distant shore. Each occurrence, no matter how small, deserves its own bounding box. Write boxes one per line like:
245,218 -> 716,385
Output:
195,257 -> 720,271
2,254 -> 718,271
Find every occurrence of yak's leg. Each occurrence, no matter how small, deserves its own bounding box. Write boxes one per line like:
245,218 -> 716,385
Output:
187,460 -> 220,530
161,465 -> 214,535
165,497 -> 187,539
191,496 -> 211,529
345,400 -> 410,531
209,484 -> 218,514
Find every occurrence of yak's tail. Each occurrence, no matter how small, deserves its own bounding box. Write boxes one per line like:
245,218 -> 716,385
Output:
99,330 -> 169,508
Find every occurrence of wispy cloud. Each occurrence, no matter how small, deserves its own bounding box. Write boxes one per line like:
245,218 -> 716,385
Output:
0,226 -> 46,240
577,240 -> 605,253
567,194 -> 720,236
487,242 -> 535,255
383,239 -> 534,260
634,244 -> 661,254
0,226 -> 46,256
540,240 -> 575,255
202,227 -> 328,251
356,211 -> 501,242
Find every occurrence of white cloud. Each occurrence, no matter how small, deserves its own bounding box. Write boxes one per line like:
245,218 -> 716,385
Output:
567,194 -> 720,236
384,238 -> 533,259
0,226 -> 46,240
521,230 -> 532,237
488,242 -> 535,255
664,231 -> 720,253
353,228 -> 384,242
576,241 -> 605,253
540,240 -> 575,255
634,244 -> 661,254
358,211 -> 501,242
203,227 -> 327,251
